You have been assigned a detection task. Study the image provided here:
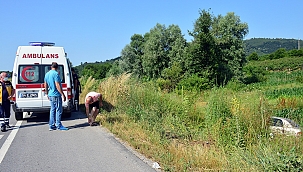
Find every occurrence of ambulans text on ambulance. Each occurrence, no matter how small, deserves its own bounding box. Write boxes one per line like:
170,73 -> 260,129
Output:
22,54 -> 59,58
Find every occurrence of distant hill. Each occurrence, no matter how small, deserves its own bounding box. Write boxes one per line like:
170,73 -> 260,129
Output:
244,38 -> 302,56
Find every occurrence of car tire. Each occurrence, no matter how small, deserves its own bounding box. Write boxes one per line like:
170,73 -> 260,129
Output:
15,112 -> 23,120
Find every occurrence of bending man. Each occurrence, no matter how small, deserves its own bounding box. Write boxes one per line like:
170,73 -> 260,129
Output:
85,91 -> 102,126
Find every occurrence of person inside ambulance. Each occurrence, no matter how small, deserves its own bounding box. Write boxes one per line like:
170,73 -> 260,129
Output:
71,68 -> 81,111
0,72 -> 15,130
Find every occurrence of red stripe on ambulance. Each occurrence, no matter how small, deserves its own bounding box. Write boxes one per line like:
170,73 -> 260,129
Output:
16,83 -> 67,89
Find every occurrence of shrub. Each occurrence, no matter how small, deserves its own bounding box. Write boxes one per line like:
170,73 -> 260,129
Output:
247,52 -> 259,61
243,65 -> 268,84
177,74 -> 211,91
226,79 -> 246,91
288,49 -> 303,57
273,48 -> 287,59
156,78 -> 173,91
243,146 -> 303,172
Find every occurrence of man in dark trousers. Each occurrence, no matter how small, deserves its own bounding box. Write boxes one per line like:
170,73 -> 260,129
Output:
71,68 -> 81,111
0,72 -> 15,132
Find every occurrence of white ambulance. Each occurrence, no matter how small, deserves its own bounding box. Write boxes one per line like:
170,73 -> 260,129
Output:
11,42 -> 75,120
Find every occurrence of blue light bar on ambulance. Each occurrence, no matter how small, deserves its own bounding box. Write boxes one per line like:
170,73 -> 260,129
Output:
29,42 -> 55,46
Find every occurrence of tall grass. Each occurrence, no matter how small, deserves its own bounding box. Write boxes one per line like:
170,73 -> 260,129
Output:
79,76 -> 98,104
83,72 -> 303,171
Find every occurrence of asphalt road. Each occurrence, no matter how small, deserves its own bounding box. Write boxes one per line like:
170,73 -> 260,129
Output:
0,110 -> 158,172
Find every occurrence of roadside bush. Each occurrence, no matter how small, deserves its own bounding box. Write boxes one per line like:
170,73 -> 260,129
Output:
247,52 -> 259,61
156,78 -> 173,91
225,79 -> 246,91
242,145 -> 303,172
177,74 -> 211,91
247,56 -> 303,71
157,62 -> 184,92
273,48 -> 287,59
243,65 -> 268,84
288,49 -> 303,57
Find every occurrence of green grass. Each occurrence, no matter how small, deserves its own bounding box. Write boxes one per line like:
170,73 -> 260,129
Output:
82,71 -> 303,171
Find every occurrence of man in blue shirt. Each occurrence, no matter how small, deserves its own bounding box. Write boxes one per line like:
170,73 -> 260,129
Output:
44,62 -> 68,131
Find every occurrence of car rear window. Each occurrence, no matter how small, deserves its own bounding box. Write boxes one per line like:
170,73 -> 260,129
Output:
18,65 -> 65,84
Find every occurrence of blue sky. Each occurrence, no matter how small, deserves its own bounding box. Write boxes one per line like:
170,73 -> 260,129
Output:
0,0 -> 302,71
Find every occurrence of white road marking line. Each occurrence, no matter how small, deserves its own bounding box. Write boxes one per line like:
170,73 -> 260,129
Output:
0,121 -> 23,164
0,135 -> 3,140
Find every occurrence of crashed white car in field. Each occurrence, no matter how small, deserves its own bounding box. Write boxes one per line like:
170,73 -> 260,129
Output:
270,116 -> 301,136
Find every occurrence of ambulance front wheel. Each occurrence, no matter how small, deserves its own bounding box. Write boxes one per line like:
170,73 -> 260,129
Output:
15,112 -> 23,120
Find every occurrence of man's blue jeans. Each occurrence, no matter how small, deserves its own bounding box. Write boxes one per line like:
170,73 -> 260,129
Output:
49,96 -> 63,129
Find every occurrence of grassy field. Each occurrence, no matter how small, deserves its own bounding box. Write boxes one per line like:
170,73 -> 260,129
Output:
79,70 -> 303,171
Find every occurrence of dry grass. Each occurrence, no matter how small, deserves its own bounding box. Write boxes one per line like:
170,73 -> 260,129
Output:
98,73 -> 131,106
83,73 -> 303,171
93,75 -> 257,171
79,74 -> 131,113
79,76 -> 97,104
102,116 -> 258,171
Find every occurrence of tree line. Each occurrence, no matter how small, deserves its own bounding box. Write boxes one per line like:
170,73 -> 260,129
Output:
107,10 -> 248,91
76,9 -> 302,92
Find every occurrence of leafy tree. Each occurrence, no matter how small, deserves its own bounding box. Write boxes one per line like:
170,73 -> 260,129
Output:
212,12 -> 248,84
107,61 -> 123,77
166,25 -> 188,68
141,23 -> 187,80
81,63 -> 112,80
120,34 -> 145,77
81,64 -> 95,77
156,25 -> 188,90
142,23 -> 170,78
120,44 -> 136,72
185,10 -> 248,86
185,9 -> 217,83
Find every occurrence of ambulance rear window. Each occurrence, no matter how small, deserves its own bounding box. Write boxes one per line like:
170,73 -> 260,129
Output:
18,65 -> 65,84
43,66 -> 64,82
19,66 -> 40,83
